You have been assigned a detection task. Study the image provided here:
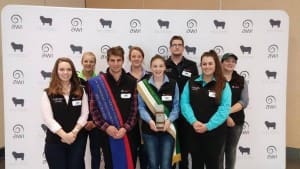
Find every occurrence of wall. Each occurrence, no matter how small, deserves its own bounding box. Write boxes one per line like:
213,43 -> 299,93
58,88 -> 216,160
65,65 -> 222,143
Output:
86,0 -> 300,148
0,0 -> 85,149
1,0 -> 299,149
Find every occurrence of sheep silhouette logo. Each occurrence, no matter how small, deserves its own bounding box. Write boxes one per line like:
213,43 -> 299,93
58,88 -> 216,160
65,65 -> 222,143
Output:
11,42 -> 23,52
40,16 -> 52,26
265,121 -> 276,130
213,20 -> 225,29
240,45 -> 252,54
239,146 -> 250,155
265,70 -> 277,79
12,97 -> 24,107
269,19 -> 281,28
12,151 -> 24,160
41,70 -> 52,80
70,44 -> 83,54
185,45 -> 196,55
157,19 -> 170,29
99,18 -> 112,28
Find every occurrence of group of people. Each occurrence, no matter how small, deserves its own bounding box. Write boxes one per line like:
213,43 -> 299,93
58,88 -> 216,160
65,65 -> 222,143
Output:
41,35 -> 249,169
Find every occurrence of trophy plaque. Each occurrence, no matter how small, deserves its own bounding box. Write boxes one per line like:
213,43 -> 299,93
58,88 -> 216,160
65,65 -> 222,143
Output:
155,104 -> 165,130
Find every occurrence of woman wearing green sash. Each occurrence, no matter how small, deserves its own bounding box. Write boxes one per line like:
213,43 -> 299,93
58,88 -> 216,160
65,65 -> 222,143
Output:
138,54 -> 180,169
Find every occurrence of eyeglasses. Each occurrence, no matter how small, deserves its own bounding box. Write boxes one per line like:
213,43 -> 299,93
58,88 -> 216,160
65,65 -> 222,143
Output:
171,44 -> 183,48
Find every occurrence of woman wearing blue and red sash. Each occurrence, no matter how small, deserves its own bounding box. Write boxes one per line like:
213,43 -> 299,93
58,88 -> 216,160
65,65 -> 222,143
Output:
88,46 -> 138,169
137,54 -> 180,169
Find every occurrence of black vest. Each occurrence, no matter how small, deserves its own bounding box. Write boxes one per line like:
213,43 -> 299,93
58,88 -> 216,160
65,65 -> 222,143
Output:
141,78 -> 177,135
229,71 -> 245,125
189,79 -> 219,123
45,91 -> 84,143
188,78 -> 226,146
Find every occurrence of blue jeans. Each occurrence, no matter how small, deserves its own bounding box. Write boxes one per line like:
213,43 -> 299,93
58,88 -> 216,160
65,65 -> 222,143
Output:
143,133 -> 174,169
45,135 -> 86,169
219,124 -> 243,169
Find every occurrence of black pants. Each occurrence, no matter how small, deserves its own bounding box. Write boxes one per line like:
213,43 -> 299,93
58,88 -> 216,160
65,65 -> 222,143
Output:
190,125 -> 226,169
173,115 -> 192,169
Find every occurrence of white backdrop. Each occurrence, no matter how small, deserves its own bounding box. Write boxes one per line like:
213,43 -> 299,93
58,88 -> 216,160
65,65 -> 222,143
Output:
1,5 -> 288,169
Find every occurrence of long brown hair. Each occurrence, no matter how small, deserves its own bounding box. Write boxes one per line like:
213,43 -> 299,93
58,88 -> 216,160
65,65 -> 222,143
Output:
200,50 -> 226,104
47,57 -> 82,97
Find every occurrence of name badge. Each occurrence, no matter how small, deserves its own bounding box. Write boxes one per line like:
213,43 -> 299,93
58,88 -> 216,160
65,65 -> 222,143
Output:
72,100 -> 82,106
121,93 -> 131,99
208,91 -> 216,98
161,95 -> 172,101
182,70 -> 192,77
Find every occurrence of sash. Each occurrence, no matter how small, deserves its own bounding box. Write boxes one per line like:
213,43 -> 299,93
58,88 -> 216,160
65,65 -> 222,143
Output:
88,74 -> 134,169
137,79 -> 181,165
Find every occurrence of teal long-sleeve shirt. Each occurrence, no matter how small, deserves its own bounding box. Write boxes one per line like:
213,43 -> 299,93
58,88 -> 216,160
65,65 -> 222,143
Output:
180,75 -> 232,131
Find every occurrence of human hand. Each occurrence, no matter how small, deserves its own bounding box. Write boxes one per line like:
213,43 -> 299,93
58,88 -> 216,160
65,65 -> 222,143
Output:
84,121 -> 96,131
106,125 -> 118,137
61,132 -> 76,144
163,119 -> 171,131
227,117 -> 235,127
149,120 -> 158,132
115,127 -> 127,139
192,121 -> 207,133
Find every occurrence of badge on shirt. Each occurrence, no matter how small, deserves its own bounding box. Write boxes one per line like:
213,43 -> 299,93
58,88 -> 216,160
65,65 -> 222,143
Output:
162,95 -> 172,101
121,93 -> 131,99
182,70 -> 192,77
208,90 -> 216,98
72,100 -> 82,106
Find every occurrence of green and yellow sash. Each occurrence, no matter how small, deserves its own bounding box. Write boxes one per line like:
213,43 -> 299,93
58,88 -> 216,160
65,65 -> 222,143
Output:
137,79 -> 181,165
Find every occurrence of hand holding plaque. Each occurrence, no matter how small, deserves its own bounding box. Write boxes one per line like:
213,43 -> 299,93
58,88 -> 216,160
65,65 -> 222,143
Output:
155,104 -> 165,131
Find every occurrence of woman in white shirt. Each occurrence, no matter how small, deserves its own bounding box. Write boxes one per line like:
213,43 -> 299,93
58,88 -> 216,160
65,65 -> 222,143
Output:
41,57 -> 89,169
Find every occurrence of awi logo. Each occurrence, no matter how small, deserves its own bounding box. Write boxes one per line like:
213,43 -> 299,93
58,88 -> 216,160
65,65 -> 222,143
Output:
11,14 -> 23,29
12,124 -> 24,139
129,19 -> 141,33
41,43 -> 53,58
70,17 -> 83,32
186,19 -> 198,33
12,70 -> 24,85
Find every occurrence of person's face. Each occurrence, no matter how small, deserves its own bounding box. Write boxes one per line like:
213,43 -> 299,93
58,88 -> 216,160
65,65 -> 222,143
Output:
170,39 -> 184,57
201,56 -> 216,77
222,57 -> 236,72
130,50 -> 144,68
57,61 -> 73,83
82,55 -> 96,72
108,55 -> 124,74
151,58 -> 166,79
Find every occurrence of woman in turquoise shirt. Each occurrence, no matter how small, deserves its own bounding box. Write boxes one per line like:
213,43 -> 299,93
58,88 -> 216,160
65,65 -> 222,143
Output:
180,50 -> 231,169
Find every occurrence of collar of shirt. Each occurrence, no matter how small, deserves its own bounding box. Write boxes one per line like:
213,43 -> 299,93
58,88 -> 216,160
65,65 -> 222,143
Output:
148,74 -> 170,86
77,70 -> 97,81
194,74 -> 216,87
128,67 -> 147,78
